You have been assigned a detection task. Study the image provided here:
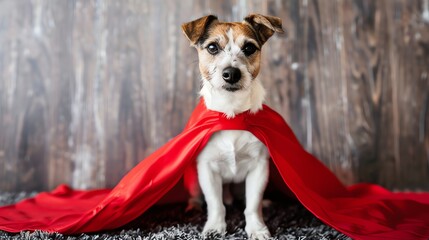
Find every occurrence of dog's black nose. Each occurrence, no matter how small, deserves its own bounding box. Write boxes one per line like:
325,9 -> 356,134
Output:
222,67 -> 241,84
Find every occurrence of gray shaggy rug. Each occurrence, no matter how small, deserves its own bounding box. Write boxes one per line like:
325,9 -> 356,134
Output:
0,192 -> 350,240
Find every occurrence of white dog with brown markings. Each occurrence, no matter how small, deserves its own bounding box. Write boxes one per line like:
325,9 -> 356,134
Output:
182,14 -> 284,239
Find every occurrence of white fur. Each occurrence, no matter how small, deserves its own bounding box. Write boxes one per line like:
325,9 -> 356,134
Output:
195,28 -> 271,239
200,78 -> 266,118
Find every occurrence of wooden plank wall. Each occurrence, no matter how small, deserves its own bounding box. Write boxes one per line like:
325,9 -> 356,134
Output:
0,0 -> 428,192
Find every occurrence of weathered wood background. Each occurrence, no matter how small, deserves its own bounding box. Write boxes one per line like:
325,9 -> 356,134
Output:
0,0 -> 428,192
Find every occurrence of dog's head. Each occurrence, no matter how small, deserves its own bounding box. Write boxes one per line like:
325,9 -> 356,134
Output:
182,14 -> 283,93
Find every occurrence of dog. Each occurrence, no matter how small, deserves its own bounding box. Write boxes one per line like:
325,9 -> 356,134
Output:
182,13 -> 283,239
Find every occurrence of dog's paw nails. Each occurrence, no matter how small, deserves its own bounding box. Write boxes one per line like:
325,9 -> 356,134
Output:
202,221 -> 226,237
246,226 -> 271,240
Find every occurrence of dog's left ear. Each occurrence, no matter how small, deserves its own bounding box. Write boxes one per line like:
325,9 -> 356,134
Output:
244,14 -> 284,45
182,15 -> 218,46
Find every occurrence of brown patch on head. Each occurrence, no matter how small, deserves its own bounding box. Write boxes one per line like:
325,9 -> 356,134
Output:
248,51 -> 261,79
203,22 -> 260,48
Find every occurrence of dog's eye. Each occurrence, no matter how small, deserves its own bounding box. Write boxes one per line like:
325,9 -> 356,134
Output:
242,43 -> 257,56
206,43 -> 219,55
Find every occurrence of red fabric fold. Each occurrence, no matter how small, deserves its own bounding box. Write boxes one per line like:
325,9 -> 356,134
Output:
1,99 -> 428,239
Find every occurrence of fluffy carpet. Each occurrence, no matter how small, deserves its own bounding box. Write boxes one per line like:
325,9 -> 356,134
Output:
0,192 -> 349,240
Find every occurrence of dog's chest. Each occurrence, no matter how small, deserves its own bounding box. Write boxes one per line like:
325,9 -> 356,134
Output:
197,130 -> 268,183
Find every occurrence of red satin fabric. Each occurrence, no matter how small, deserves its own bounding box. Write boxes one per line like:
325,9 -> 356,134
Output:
1,100 -> 429,239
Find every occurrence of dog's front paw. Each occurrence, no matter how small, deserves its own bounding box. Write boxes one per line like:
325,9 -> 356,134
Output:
202,220 -> 226,236
245,224 -> 271,240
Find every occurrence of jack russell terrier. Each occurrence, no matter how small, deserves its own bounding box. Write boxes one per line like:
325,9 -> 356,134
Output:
182,13 -> 283,239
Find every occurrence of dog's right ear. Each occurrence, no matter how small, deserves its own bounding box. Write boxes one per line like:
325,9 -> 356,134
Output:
182,15 -> 218,46
244,14 -> 284,45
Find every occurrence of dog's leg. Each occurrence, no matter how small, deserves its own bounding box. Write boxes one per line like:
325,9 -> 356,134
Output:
198,163 -> 226,235
244,158 -> 270,239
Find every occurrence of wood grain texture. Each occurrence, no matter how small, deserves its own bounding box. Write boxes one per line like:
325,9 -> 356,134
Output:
0,0 -> 428,191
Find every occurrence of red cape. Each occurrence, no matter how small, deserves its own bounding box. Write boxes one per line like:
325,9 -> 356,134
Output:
1,100 -> 429,239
